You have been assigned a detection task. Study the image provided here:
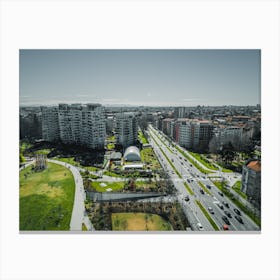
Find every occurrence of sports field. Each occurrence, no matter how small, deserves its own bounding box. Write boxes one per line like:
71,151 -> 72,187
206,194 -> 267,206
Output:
111,212 -> 172,231
20,162 -> 75,230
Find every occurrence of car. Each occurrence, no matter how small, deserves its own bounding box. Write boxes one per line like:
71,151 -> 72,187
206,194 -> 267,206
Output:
187,179 -> 190,183
234,208 -> 241,215
197,223 -> 204,231
235,215 -> 243,224
185,196 -> 190,202
206,185 -> 211,189
223,224 -> 229,230
224,210 -> 232,218
218,192 -> 224,197
218,203 -> 224,210
222,216 -> 230,225
208,207 -> 214,214
222,201 -> 230,208
200,189 -> 205,194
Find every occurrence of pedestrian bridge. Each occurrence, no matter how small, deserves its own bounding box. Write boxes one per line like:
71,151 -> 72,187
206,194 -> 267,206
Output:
86,191 -> 165,202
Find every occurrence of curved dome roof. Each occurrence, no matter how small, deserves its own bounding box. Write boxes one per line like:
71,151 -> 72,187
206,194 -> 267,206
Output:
124,146 -> 141,161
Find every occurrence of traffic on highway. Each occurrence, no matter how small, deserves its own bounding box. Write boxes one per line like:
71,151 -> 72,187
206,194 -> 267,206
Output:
147,125 -> 260,232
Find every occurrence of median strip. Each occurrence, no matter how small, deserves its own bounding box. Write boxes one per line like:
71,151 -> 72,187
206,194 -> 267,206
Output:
150,132 -> 194,195
195,200 -> 219,231
198,181 -> 212,196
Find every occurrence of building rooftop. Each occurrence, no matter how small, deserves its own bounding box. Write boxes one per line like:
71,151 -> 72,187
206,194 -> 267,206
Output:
247,160 -> 261,172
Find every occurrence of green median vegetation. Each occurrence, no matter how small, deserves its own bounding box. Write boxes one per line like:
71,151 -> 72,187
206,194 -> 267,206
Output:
150,133 -> 194,196
198,181 -> 212,195
195,200 -> 219,231
175,146 -> 213,174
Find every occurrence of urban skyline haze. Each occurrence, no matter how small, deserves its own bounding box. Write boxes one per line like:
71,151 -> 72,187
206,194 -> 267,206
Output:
20,49 -> 261,107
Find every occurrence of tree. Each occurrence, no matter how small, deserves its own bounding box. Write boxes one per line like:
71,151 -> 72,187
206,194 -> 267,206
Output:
220,142 -> 235,165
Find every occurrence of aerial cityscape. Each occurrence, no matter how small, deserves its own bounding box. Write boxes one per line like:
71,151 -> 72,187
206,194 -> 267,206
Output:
19,50 -> 261,232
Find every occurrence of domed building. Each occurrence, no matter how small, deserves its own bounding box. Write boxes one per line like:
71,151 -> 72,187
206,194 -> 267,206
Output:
124,146 -> 141,162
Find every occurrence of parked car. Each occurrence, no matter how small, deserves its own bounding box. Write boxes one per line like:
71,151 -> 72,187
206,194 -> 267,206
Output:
185,196 -> 190,202
200,189 -> 205,194
206,185 -> 211,189
218,191 -> 224,197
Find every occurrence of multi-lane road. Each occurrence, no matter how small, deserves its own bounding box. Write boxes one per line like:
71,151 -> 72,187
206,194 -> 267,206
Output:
147,125 -> 260,231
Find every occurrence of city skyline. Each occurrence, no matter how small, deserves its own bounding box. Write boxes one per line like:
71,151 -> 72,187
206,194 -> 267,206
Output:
20,50 -> 261,107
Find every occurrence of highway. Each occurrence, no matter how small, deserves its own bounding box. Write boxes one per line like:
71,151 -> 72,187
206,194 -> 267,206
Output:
147,125 -> 260,231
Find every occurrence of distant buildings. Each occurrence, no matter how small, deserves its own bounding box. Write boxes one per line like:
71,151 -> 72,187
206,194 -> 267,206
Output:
164,118 -> 214,151
241,160 -> 261,210
41,103 -> 106,149
115,112 -> 138,148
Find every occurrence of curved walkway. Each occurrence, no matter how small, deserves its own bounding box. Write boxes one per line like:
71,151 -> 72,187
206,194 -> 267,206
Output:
48,159 -> 93,231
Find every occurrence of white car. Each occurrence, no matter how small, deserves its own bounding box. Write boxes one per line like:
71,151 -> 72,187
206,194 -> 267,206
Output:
197,223 -> 204,231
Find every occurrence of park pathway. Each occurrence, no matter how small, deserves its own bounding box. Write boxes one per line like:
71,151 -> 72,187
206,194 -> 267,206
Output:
48,159 -> 94,231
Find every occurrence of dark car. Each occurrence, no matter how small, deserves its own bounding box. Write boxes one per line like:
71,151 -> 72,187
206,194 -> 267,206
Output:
206,185 -> 211,189
218,203 -> 224,210
235,215 -> 243,224
222,216 -> 230,225
234,208 -> 241,215
200,189 -> 205,194
185,196 -> 190,202
224,210 -> 232,218
218,192 -> 224,197
222,201 -> 230,208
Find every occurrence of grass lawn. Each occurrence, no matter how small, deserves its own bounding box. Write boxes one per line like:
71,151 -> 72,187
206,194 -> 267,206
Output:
53,157 -> 80,166
188,152 -> 218,171
20,162 -> 75,230
90,181 -> 125,192
140,147 -> 161,170
138,131 -> 148,144
111,212 -> 172,231
232,181 -> 247,199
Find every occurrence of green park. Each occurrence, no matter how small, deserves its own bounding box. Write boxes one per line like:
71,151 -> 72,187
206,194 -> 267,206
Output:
20,162 -> 75,230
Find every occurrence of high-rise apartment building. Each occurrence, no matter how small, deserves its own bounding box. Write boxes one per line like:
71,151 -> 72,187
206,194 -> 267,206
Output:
41,106 -> 60,142
41,103 -> 105,149
58,104 -> 82,144
169,118 -> 214,151
115,112 -> 138,148
81,104 -> 106,149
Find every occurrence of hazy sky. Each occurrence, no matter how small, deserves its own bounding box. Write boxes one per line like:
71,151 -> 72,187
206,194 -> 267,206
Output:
19,49 -> 260,106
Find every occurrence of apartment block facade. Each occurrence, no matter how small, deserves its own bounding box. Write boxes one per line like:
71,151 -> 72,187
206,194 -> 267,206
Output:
41,106 -> 60,142
115,112 -> 138,148
241,160 -> 261,210
41,103 -> 106,149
